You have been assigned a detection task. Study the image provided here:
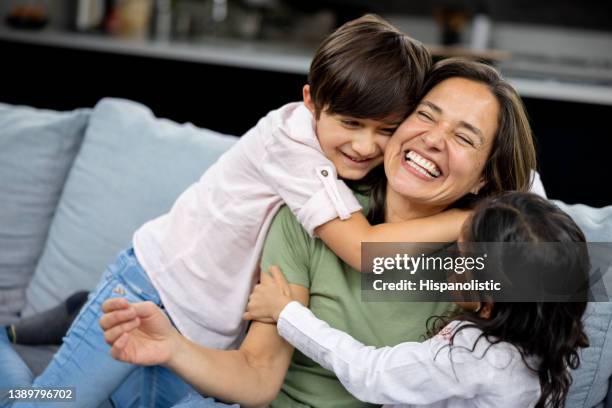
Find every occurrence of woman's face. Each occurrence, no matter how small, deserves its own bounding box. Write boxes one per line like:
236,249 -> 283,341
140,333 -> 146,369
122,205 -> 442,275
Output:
384,77 -> 499,207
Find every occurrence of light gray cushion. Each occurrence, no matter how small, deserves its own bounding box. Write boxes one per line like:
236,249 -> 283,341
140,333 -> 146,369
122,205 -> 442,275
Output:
557,200 -> 612,408
0,103 -> 89,324
567,302 -> 612,408
22,98 -> 237,315
553,201 -> 612,242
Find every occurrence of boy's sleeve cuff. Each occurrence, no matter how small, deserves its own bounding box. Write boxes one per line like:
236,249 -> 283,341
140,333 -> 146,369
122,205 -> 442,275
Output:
296,174 -> 362,238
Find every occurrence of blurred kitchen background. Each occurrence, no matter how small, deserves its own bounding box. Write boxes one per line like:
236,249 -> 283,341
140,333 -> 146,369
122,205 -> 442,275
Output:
1,0 -> 611,206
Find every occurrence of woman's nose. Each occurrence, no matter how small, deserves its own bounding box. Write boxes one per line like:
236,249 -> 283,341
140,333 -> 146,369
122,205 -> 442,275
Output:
421,129 -> 446,151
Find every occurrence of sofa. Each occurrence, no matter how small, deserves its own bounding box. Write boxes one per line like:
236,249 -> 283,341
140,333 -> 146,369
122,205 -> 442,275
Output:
0,98 -> 611,407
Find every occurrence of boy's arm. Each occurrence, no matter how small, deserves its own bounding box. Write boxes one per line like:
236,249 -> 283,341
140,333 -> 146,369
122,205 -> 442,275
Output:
315,209 -> 471,271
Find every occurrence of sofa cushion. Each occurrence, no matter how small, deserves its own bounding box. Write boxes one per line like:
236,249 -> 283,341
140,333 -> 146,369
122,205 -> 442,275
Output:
553,201 -> 612,242
22,98 -> 237,316
0,104 -> 89,324
567,302 -> 612,408
556,201 -> 612,408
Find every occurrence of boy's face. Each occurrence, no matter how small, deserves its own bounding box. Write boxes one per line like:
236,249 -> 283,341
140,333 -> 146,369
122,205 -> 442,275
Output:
304,85 -> 401,180
315,111 -> 401,180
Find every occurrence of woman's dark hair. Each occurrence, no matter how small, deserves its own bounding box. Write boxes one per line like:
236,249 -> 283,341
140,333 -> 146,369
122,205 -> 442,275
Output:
431,192 -> 589,408
364,58 -> 537,224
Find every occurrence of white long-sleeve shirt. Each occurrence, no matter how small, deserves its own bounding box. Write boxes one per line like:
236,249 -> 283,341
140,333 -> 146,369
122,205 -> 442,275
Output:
277,301 -> 541,408
133,103 -> 361,349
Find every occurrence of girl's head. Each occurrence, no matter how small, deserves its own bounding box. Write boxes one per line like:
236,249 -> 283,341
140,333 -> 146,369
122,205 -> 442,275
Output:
455,192 -> 589,408
379,58 -> 536,220
305,14 -> 431,180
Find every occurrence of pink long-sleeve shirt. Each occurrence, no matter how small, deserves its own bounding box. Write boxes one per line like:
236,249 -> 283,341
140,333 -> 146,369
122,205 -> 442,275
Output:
133,102 -> 361,348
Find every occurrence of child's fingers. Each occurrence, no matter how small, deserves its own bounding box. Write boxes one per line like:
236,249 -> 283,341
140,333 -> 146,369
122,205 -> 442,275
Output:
261,268 -> 275,284
102,297 -> 129,313
242,311 -> 275,324
103,317 -> 140,346
269,266 -> 291,296
99,307 -> 137,330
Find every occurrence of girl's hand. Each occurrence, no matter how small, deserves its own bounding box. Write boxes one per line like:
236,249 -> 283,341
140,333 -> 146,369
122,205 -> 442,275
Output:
243,265 -> 293,323
99,298 -> 180,366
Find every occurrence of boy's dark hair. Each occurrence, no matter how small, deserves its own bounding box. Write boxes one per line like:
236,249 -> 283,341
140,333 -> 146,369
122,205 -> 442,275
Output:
430,192 -> 589,408
308,14 -> 431,121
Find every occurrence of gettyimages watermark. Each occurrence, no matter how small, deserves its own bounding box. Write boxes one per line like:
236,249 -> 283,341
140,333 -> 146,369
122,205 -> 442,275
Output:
361,242 -> 612,302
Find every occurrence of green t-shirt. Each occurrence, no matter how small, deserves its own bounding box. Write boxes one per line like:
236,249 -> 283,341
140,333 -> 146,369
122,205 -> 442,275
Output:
261,204 -> 452,408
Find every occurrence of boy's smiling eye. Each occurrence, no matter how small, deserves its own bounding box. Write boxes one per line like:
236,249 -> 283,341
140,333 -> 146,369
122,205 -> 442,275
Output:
340,119 -> 361,127
379,127 -> 398,136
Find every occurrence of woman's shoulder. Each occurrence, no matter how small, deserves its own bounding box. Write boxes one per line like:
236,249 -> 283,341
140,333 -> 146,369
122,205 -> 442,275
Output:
270,205 -> 312,240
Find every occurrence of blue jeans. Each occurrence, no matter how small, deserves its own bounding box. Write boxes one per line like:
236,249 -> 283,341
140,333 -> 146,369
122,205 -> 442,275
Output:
0,248 -> 198,408
171,392 -> 239,408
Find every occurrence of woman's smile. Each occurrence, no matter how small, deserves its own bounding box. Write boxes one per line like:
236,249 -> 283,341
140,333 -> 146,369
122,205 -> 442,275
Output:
403,149 -> 443,180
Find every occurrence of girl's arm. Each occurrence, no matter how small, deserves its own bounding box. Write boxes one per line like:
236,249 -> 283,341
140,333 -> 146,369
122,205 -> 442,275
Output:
100,283 -> 309,407
315,209 -> 470,271
277,301 -> 490,406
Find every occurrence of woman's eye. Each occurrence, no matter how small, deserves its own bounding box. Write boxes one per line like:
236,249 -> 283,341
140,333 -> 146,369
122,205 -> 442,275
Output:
417,111 -> 433,122
456,134 -> 475,147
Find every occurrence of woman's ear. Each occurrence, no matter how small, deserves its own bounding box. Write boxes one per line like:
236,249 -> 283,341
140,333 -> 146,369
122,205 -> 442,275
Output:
470,177 -> 487,195
303,85 -> 316,114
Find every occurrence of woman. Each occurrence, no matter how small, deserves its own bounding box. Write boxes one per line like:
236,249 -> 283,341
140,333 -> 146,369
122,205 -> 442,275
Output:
100,58 -> 538,407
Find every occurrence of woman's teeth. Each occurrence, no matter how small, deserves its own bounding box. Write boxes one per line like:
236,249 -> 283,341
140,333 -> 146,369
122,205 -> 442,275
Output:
405,151 -> 441,178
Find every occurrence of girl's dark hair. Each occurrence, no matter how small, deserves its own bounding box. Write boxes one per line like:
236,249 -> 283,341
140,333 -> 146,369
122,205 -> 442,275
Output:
364,58 -> 537,224
432,192 -> 589,408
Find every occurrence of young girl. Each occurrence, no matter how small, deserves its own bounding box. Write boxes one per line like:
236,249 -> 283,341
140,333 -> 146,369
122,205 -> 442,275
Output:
0,15 -> 475,408
245,192 -> 589,408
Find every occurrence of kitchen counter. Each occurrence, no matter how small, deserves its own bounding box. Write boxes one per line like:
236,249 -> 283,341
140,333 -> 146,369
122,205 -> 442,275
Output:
1,25 -> 612,106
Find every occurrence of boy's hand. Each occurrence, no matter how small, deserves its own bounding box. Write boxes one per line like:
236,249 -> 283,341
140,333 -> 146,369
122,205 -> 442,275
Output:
243,266 -> 293,323
99,298 -> 180,366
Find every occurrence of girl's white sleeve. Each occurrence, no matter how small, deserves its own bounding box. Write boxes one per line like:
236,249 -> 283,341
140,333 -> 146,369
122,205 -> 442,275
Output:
277,301 -> 510,406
